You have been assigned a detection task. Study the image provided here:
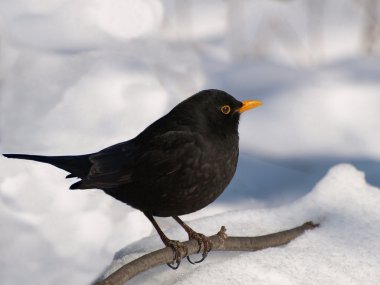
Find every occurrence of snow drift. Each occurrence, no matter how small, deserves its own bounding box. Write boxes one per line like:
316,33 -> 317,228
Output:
101,164 -> 380,285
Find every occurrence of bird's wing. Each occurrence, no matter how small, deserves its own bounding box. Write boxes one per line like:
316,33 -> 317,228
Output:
69,141 -> 136,189
71,131 -> 200,189
132,130 -> 200,183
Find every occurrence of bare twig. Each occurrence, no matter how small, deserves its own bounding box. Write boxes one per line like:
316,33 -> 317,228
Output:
97,221 -> 318,285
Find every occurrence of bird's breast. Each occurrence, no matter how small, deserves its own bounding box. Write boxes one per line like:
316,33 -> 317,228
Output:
115,132 -> 239,217
151,138 -> 239,216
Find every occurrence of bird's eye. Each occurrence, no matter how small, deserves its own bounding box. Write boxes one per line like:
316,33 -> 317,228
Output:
220,105 -> 231,115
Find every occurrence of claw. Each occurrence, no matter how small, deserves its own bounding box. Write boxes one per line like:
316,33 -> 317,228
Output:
165,240 -> 188,270
144,214 -> 190,270
171,216 -> 214,265
167,260 -> 181,270
186,232 -> 212,264
187,253 -> 207,264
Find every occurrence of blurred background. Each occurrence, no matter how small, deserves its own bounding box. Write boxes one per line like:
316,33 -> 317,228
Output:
1,0 -> 379,284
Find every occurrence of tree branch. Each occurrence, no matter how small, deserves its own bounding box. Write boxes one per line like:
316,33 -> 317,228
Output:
97,221 -> 318,285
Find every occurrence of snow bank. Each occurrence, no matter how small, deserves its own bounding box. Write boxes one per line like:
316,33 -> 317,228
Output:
1,1 -> 379,284
0,162 -> 152,285
101,164 -> 380,284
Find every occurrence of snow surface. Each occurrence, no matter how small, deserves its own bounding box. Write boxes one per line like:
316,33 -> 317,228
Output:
1,0 -> 380,284
101,164 -> 380,285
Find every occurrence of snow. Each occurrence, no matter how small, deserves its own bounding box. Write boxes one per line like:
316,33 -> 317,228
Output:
1,0 -> 380,284
102,164 -> 380,285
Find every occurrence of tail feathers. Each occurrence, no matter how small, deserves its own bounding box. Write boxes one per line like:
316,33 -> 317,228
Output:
3,153 -> 92,179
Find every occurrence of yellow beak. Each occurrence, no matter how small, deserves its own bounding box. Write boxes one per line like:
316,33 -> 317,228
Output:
238,100 -> 262,113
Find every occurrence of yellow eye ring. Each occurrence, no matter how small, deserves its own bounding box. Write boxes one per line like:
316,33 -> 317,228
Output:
221,105 -> 231,114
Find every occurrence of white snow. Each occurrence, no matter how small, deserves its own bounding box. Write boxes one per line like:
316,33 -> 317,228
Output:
102,164 -> 380,285
1,0 -> 379,284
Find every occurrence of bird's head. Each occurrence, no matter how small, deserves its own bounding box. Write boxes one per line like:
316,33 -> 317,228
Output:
172,89 -> 262,136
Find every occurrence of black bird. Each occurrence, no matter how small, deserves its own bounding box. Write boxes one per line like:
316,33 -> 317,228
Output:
3,89 -> 261,268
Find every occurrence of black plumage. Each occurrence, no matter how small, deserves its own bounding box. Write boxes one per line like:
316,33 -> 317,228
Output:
3,89 -> 261,267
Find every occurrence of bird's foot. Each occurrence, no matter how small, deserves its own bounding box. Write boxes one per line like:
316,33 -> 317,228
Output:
186,231 -> 212,264
165,239 -> 188,270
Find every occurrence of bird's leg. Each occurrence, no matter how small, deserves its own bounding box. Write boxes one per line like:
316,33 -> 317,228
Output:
172,216 -> 212,264
144,213 -> 187,270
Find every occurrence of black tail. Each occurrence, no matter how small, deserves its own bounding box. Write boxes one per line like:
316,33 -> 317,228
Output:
3,153 -> 92,179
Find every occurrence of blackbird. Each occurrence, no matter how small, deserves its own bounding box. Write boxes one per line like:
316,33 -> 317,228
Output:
3,89 -> 261,268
